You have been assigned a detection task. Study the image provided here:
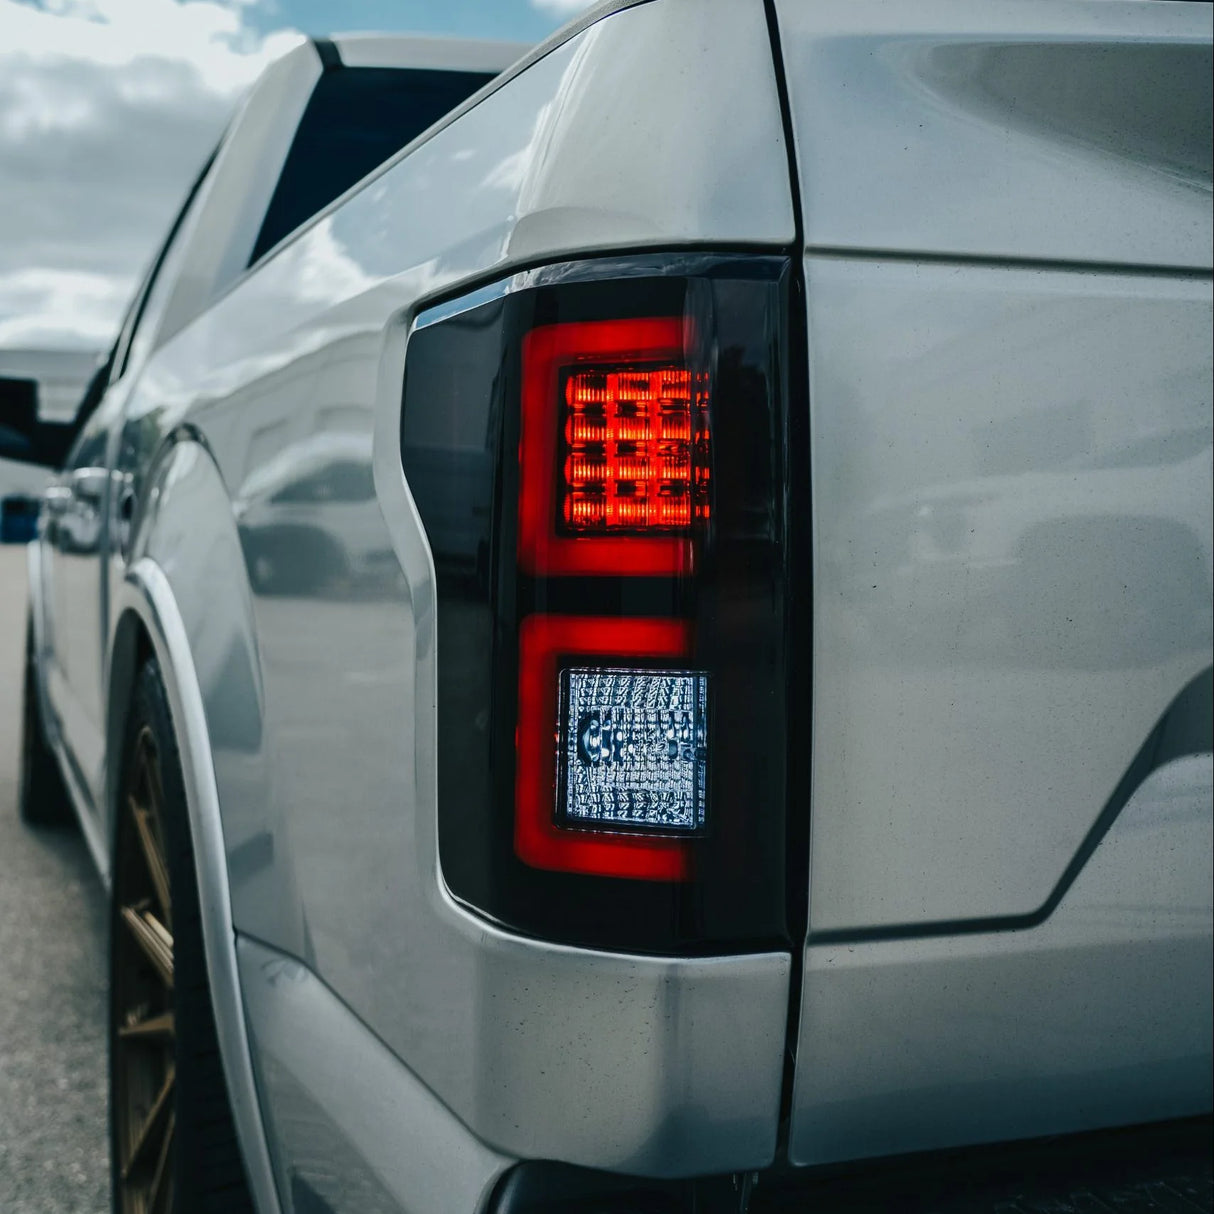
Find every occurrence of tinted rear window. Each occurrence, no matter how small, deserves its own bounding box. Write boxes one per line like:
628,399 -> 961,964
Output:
251,66 -> 494,266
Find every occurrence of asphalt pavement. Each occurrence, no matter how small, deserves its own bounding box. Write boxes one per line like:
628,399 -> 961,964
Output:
0,546 -> 109,1213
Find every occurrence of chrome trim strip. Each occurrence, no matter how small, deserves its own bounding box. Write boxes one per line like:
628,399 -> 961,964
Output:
114,558 -> 282,1214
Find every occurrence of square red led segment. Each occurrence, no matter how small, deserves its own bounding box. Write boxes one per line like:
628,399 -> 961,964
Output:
519,318 -> 709,577
515,614 -> 696,881
564,365 -> 708,531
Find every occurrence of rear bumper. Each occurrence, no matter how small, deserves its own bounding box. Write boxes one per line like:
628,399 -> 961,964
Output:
238,932 -> 791,1213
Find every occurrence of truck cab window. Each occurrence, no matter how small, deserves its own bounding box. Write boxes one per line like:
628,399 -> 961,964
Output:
249,66 -> 494,266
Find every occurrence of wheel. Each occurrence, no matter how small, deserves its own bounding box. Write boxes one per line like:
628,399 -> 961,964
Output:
110,659 -> 255,1214
18,618 -> 74,827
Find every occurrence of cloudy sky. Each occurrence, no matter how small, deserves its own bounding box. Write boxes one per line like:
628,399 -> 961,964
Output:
0,0 -> 590,353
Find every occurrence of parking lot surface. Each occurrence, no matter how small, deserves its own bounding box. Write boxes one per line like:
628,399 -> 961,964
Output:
0,547 -> 109,1212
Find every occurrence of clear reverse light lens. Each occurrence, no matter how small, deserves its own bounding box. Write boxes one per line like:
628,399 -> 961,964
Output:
560,667 -> 708,833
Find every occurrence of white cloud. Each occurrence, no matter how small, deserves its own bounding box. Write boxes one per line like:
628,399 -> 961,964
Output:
0,0 -> 303,352
1,0 -> 300,94
0,266 -> 132,348
530,0 -> 595,16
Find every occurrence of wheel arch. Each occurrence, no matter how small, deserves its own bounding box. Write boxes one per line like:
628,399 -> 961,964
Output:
106,441 -> 282,1214
107,565 -> 281,1214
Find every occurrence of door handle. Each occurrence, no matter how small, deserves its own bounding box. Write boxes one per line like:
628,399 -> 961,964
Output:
71,467 -> 109,505
43,484 -> 72,514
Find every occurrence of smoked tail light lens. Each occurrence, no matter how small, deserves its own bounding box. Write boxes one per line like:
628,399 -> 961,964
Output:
403,256 -> 792,955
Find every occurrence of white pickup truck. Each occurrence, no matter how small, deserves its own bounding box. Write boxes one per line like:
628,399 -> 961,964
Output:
1,4 -> 1211,1213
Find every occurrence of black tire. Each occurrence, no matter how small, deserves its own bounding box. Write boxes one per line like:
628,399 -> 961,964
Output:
18,618 -> 74,827
109,659 -> 255,1214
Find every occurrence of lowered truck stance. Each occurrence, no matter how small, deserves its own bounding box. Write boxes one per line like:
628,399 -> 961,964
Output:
1,3 -> 1211,1213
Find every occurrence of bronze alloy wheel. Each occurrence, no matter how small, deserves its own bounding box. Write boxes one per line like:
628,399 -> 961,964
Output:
113,723 -> 176,1214
110,660 -> 254,1214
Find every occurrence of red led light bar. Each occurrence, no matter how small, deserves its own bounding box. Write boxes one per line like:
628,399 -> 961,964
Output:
515,614 -> 695,881
518,318 -> 709,577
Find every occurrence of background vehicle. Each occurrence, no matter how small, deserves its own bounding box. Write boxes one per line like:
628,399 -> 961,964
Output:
1,2 -> 1211,1212
0,348 -> 100,537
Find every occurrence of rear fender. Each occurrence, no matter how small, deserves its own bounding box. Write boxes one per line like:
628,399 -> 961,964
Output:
107,436 -> 283,1214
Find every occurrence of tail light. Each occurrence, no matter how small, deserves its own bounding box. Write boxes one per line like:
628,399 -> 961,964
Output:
402,256 -> 791,954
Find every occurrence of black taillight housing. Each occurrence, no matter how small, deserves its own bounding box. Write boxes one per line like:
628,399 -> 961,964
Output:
402,255 -> 792,954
